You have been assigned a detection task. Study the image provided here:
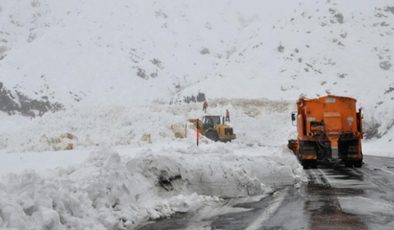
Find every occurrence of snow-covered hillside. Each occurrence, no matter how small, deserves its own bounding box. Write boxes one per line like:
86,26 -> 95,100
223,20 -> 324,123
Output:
0,0 -> 393,139
0,0 -> 393,229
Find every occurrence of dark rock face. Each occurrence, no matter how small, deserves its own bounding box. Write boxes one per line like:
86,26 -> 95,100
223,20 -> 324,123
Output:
364,119 -> 382,140
183,92 -> 206,103
196,92 -> 206,102
0,82 -> 63,117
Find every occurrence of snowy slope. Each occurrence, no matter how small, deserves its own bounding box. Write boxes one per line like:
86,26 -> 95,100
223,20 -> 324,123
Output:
0,0 -> 392,103
0,0 -> 393,229
0,0 -> 393,139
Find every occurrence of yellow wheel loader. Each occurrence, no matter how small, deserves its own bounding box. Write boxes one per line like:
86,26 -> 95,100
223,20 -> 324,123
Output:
189,115 -> 236,142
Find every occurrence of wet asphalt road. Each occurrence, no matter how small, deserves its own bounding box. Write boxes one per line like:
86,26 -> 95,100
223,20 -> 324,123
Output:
138,155 -> 394,230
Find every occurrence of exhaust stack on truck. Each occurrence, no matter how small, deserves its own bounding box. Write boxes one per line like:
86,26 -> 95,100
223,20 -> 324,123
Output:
288,95 -> 363,169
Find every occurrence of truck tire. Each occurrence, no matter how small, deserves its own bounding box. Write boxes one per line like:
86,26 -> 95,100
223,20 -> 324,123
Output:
344,161 -> 353,167
344,160 -> 362,168
205,130 -> 219,142
302,160 -> 317,169
301,160 -> 309,169
311,160 -> 318,169
354,160 -> 362,168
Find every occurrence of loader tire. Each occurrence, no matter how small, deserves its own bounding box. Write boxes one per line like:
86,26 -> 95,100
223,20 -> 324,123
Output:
205,130 -> 219,142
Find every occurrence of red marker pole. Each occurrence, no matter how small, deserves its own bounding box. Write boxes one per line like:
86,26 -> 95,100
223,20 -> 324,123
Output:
196,123 -> 200,146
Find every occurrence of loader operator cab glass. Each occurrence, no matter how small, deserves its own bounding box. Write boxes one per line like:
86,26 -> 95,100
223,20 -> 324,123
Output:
203,116 -> 221,129
211,116 -> 221,126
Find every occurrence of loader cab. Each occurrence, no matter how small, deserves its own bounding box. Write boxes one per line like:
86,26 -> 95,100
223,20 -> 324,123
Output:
202,115 -> 221,129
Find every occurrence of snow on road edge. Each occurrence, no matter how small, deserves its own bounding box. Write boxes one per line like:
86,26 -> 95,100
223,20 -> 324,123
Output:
0,144 -> 303,229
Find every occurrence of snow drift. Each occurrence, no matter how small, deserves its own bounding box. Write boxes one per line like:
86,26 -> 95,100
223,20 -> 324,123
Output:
0,145 -> 302,229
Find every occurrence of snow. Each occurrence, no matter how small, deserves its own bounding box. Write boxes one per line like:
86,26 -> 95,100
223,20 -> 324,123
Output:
0,149 -> 90,175
363,126 -> 394,157
1,0 -> 394,110
0,0 -> 394,228
0,99 -> 294,153
1,0 -> 393,143
0,100 -> 304,229
339,196 -> 394,217
0,144 -> 302,229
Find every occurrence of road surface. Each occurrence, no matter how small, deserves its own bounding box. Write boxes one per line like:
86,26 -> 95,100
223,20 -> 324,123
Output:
139,155 -> 394,230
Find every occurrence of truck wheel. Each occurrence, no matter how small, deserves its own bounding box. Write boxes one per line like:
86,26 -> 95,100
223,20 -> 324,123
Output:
302,160 -> 317,169
205,130 -> 219,142
344,161 -> 353,167
354,160 -> 362,168
302,160 -> 309,169
311,160 -> 318,169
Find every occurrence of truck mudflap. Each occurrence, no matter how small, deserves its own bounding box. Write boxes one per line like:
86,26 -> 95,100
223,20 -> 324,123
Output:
338,138 -> 362,159
298,141 -> 317,160
298,141 -> 318,169
299,141 -> 316,154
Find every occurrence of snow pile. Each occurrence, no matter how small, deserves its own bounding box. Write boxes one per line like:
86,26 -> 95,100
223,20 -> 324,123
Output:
0,144 -> 302,229
0,98 -> 303,229
339,196 -> 394,216
339,196 -> 394,228
0,98 -> 294,153
0,149 -> 214,229
0,104 -> 195,152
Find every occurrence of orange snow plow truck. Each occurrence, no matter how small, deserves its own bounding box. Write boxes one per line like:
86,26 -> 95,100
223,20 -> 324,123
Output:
288,95 -> 363,169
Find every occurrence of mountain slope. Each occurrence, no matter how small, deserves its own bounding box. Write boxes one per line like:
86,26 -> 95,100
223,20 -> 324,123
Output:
0,0 -> 393,137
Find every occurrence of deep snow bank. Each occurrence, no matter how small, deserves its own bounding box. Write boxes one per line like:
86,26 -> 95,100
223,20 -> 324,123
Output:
0,99 -> 294,153
0,99 -> 305,228
0,144 -> 302,229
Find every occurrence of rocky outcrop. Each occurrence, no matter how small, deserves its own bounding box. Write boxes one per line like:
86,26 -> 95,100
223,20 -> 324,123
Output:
0,82 -> 63,117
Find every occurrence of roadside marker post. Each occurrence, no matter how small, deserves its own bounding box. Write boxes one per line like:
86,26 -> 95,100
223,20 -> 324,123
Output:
196,122 -> 200,146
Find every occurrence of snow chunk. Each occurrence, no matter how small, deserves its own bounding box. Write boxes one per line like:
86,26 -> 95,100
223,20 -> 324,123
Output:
339,196 -> 394,216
